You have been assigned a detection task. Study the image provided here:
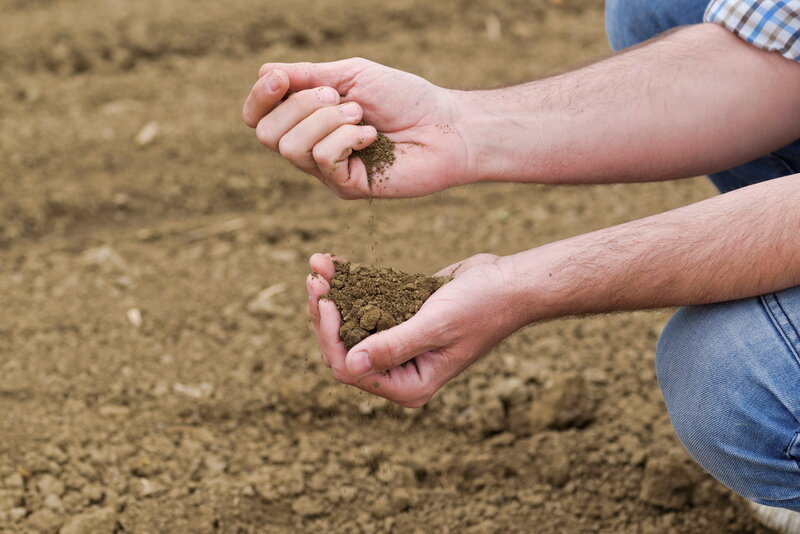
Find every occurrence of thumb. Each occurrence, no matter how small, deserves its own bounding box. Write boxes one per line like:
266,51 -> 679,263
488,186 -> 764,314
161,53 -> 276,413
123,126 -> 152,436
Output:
258,58 -> 367,93
345,314 -> 443,377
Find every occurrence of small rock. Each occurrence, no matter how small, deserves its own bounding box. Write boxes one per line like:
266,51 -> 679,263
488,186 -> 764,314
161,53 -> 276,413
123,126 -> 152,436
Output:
41,444 -> 67,464
43,494 -> 62,509
530,374 -> 595,432
126,308 -> 143,328
639,454 -> 698,509
391,488 -> 416,511
10,507 -> 26,521
529,433 -> 572,488
246,283 -> 288,317
81,246 -> 126,272
60,507 -> 117,534
4,472 -> 24,489
36,474 -> 65,497
81,484 -> 105,504
291,495 -> 325,518
172,382 -> 213,399
26,508 -> 62,533
358,306 -> 382,330
134,121 -> 159,146
137,478 -> 165,498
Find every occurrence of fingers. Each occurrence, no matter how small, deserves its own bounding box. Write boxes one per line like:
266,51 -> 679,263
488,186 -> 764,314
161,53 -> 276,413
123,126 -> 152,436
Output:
309,253 -> 338,279
345,313 -> 445,376
242,69 -> 289,128
256,87 -> 340,150
306,273 -> 328,331
319,299 -> 350,379
313,124 -> 376,190
277,102 -> 366,173
258,58 -> 371,93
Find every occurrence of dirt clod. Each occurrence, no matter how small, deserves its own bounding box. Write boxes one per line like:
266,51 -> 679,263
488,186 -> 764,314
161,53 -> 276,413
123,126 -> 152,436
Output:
354,131 -> 396,187
328,261 -> 449,349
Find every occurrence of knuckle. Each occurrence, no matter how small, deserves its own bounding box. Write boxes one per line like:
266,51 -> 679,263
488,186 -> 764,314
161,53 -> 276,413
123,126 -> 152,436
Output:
255,122 -> 277,149
349,57 -> 372,69
277,137 -> 303,160
311,143 -> 334,167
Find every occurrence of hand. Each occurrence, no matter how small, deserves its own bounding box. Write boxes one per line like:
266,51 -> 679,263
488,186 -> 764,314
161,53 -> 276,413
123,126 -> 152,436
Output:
243,58 -> 472,199
305,253 -> 528,408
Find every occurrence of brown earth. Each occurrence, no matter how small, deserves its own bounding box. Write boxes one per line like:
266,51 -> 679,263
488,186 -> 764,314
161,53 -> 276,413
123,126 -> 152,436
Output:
355,131 -> 396,186
329,260 -> 449,349
0,0 -> 775,533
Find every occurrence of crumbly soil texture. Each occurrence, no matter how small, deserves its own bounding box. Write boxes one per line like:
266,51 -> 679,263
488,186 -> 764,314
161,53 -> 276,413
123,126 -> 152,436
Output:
0,1 -> 772,533
328,260 -> 449,349
354,130 -> 395,187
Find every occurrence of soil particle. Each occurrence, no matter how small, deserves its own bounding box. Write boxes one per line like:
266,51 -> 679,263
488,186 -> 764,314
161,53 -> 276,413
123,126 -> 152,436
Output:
60,507 -> 117,534
327,260 -> 449,349
354,131 -> 396,187
530,373 -> 596,432
639,453 -> 700,510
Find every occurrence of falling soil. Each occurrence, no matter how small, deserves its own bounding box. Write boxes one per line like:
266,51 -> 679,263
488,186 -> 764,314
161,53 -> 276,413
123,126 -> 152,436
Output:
328,260 -> 449,349
354,131 -> 396,187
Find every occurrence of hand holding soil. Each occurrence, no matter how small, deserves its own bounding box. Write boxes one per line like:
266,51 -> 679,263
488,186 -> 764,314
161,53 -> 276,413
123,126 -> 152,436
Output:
243,58 -> 473,199
306,253 -> 528,408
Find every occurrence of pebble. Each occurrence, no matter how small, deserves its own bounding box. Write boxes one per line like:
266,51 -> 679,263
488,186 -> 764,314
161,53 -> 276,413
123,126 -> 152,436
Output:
60,507 -> 117,534
291,495 -> 326,518
43,494 -> 63,509
530,374 -> 595,432
36,474 -> 65,497
81,484 -> 106,504
639,454 -> 698,509
26,508 -> 62,533
4,472 -> 24,489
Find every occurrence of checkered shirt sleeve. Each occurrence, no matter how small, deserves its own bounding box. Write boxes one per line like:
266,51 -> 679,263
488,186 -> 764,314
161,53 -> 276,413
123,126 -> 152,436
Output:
704,0 -> 800,61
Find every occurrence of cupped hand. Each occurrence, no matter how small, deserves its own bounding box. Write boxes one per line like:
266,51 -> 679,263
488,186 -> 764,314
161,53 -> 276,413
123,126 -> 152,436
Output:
305,253 -> 528,408
243,58 -> 472,199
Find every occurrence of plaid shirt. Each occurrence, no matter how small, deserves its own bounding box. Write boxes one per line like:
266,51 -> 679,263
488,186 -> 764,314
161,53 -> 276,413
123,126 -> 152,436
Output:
705,0 -> 800,61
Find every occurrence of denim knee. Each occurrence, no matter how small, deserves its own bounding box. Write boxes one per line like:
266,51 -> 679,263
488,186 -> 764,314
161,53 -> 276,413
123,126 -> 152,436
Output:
656,299 -> 800,509
605,0 -> 709,51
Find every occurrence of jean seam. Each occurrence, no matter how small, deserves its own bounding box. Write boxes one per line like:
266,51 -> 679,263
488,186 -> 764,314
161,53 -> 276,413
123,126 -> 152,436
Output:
761,294 -> 800,369
785,432 -> 800,469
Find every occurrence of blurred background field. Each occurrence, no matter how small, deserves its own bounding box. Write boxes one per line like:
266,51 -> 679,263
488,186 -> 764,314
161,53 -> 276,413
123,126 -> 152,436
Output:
0,1 -> 769,532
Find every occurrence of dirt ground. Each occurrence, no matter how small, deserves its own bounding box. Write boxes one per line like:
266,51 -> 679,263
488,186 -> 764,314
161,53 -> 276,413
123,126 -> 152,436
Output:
0,1 -> 776,532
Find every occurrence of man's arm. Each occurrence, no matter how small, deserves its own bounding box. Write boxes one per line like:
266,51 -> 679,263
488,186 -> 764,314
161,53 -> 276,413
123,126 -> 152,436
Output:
246,24 -> 800,197
306,173 -> 800,406
503,172 -> 800,322
456,23 -> 800,185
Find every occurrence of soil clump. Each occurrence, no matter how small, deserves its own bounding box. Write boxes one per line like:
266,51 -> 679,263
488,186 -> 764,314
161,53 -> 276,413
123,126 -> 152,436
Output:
354,131 -> 396,187
328,260 -> 449,349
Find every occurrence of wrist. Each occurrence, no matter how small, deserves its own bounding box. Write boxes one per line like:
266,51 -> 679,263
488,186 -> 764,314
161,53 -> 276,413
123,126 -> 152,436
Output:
496,245 -> 582,326
448,87 -> 557,185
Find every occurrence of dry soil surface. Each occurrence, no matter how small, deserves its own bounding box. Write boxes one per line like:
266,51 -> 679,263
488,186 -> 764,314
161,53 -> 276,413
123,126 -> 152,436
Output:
0,1 -> 775,532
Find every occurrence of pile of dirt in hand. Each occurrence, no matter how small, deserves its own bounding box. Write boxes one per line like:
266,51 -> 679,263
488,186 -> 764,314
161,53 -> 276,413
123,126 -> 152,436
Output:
327,260 -> 449,349
354,131 -> 395,186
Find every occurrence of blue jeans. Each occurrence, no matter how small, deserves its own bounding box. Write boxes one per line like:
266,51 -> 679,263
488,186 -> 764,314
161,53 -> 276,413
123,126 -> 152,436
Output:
606,0 -> 800,510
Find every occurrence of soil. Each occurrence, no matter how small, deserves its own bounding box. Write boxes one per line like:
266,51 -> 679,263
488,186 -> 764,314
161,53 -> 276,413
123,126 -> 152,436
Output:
354,131 -> 396,187
328,260 -> 449,349
0,0 -> 775,533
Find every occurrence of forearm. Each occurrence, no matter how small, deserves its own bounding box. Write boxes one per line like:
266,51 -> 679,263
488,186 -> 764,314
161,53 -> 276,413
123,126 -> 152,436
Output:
501,174 -> 800,323
455,23 -> 800,185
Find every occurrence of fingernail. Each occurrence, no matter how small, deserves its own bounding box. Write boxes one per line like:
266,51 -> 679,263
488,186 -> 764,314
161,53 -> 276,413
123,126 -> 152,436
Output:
267,72 -> 281,92
319,87 -> 339,105
348,351 -> 372,376
342,102 -> 360,119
